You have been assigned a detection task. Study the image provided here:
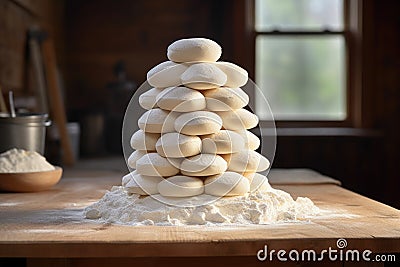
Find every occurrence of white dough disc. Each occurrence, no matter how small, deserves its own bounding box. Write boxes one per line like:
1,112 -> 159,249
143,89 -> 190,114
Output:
215,61 -> 248,88
127,150 -> 147,169
235,130 -> 261,150
204,171 -> 250,196
130,130 -> 160,151
125,172 -> 164,195
203,87 -> 249,111
138,108 -> 179,133
122,170 -> 137,186
136,152 -> 179,177
174,111 -> 222,135
201,130 -> 245,154
216,109 -> 259,130
181,63 -> 227,90
156,86 -> 206,112
139,87 -> 163,110
180,154 -> 227,176
222,150 -> 270,173
147,61 -> 188,88
156,132 -> 201,158
241,172 -> 255,182
244,173 -> 272,192
167,38 -> 222,63
158,176 -> 204,197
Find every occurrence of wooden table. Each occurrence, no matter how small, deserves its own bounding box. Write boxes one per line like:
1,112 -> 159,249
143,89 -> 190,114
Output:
0,169 -> 399,267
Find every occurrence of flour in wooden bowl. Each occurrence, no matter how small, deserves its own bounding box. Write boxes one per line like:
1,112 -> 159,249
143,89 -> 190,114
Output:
0,148 -> 54,173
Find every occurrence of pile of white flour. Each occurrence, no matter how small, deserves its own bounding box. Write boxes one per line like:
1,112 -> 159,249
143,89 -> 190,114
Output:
0,148 -> 55,173
84,185 -> 319,225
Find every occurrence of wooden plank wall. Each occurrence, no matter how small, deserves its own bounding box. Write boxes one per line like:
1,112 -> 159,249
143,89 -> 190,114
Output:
64,0 -> 234,111
273,135 -> 385,205
371,0 -> 400,209
0,0 -> 65,98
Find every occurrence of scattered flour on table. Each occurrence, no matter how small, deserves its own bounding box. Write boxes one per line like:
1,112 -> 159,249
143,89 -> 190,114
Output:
0,148 -> 55,173
84,186 -> 320,226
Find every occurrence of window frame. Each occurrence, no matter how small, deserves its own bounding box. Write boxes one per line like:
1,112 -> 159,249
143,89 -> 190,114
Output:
243,0 -> 362,128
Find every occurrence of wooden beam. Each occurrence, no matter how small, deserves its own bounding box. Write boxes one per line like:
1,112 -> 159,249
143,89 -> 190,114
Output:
41,38 -> 75,165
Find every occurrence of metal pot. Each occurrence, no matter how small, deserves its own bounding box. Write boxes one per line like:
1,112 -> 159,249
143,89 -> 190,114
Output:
0,113 -> 51,154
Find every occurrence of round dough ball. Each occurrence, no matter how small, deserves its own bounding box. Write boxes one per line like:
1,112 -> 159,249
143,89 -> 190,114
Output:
216,109 -> 259,130
181,63 -> 227,90
156,86 -> 206,112
235,130 -> 260,150
139,87 -> 163,110
127,150 -> 147,169
136,152 -> 179,177
166,157 -> 185,169
174,111 -> 222,135
201,130 -> 245,154
203,87 -> 249,111
244,173 -> 272,192
158,176 -> 204,197
156,132 -> 201,158
125,172 -> 164,195
215,61 -> 248,88
147,61 -> 188,88
167,38 -> 222,63
222,150 -> 270,173
122,170 -> 137,186
130,130 -> 160,151
204,172 -> 250,196
241,172 -> 255,181
181,154 -> 227,176
138,108 -> 179,133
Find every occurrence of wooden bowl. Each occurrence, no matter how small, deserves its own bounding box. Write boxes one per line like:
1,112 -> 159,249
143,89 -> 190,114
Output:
0,167 -> 62,192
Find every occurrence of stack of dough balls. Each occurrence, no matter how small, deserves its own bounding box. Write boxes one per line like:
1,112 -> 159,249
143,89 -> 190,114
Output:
123,38 -> 271,199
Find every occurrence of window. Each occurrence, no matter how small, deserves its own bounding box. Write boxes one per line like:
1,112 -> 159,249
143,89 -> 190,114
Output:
254,0 -> 346,121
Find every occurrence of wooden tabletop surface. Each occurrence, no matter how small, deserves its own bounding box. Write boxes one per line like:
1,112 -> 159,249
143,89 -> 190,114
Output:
0,169 -> 399,258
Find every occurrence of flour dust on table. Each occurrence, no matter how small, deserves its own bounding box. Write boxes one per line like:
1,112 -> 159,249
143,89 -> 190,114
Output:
85,186 -> 319,225
85,38 -> 320,225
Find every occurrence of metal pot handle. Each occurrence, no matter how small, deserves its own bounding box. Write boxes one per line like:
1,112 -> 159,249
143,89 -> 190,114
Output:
44,120 -> 52,127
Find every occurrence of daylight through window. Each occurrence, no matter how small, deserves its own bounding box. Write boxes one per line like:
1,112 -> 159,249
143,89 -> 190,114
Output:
255,0 -> 346,121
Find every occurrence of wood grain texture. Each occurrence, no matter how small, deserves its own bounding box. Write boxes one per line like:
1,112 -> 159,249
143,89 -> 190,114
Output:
0,171 -> 399,258
0,0 -> 31,91
64,0 -> 229,110
42,39 -> 74,165
0,166 -> 62,192
0,0 -> 64,93
26,256 -> 365,267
